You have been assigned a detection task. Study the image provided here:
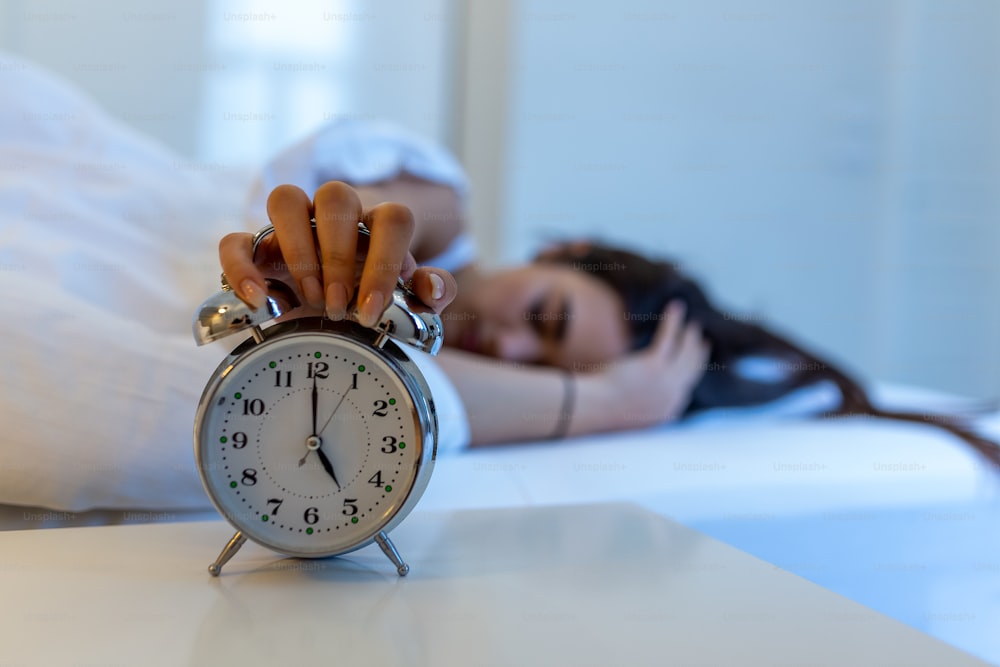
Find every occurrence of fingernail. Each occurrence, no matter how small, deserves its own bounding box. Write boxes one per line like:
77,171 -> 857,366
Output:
429,273 -> 445,300
302,276 -> 325,310
240,279 -> 267,310
358,291 -> 385,328
326,283 -> 349,321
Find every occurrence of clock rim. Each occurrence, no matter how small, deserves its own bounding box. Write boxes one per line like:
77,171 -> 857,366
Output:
192,318 -> 438,559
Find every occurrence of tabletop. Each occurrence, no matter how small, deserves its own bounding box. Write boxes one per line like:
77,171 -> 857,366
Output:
0,502 -> 991,666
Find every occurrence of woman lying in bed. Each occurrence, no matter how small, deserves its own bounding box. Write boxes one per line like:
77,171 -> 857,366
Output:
5,55 -> 995,517
222,170 -> 1000,466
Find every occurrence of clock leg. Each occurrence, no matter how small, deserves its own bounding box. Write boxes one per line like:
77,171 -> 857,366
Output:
208,531 -> 248,577
374,531 -> 410,576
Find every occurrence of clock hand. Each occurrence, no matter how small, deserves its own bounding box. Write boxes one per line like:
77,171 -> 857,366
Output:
311,375 -> 319,436
300,376 -> 351,482
315,446 -> 341,489
298,376 -> 323,467
317,381 -> 353,436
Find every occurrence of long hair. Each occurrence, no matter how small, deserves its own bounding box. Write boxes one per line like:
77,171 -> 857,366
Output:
539,242 -> 1000,468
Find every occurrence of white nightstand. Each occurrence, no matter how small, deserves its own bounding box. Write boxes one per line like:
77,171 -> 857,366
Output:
0,502 -> 990,666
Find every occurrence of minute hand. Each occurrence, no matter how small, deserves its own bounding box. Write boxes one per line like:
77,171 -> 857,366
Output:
318,383 -> 353,435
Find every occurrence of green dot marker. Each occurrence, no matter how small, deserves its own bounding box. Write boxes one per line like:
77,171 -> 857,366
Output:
388,398 -> 396,405
314,352 -> 321,358
358,365 -> 366,372
351,517 -> 359,524
399,442 -> 406,449
261,514 -> 269,522
220,436 -> 227,444
229,481 -> 237,488
269,361 -> 276,368
306,527 -> 314,535
234,392 -> 242,399
384,485 -> 392,493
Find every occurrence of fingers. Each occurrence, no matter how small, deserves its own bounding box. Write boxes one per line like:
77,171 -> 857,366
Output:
649,299 -> 711,389
253,181 -> 448,326
649,300 -> 688,361
409,266 -> 458,313
267,184 -> 324,309
312,181 -> 363,319
219,232 -> 267,309
357,201 -> 415,327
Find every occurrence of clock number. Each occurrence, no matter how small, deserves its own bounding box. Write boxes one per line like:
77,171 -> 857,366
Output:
368,471 -> 383,487
307,362 -> 329,379
342,499 -> 359,516
232,432 -> 248,449
274,370 -> 292,387
381,436 -> 397,454
304,507 -> 319,525
351,373 -> 359,390
266,498 -> 283,516
241,468 -> 258,486
372,400 -> 389,417
243,398 -> 265,416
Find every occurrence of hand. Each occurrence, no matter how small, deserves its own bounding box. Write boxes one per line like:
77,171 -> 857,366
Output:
591,300 -> 711,430
218,181 -> 458,326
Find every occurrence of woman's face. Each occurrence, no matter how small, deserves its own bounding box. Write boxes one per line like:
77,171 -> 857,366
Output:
444,263 -> 630,370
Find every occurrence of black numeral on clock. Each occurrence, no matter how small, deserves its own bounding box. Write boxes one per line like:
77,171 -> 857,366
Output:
232,432 -> 248,449
241,469 -> 258,486
243,398 -> 265,416
342,499 -> 359,516
368,471 -> 383,487
372,400 -> 388,417
307,362 -> 329,379
381,436 -> 397,453
266,498 -> 283,516
304,507 -> 319,525
274,370 -> 292,387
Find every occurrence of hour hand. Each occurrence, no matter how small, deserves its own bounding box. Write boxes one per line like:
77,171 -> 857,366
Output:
315,447 -> 341,489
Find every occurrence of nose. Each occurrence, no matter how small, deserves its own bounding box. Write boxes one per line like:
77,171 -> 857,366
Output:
493,327 -> 541,362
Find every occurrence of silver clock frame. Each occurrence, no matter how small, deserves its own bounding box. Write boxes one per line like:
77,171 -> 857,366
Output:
191,222 -> 443,577
193,318 -> 438,577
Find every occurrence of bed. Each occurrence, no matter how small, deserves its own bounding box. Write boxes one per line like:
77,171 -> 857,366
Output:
2,51 -> 998,665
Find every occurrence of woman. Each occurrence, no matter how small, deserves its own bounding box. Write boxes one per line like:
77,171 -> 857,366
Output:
220,175 -> 712,446
221,170 -> 999,466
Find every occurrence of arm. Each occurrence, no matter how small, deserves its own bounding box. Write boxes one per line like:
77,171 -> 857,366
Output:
352,174 -> 466,266
439,301 -> 710,446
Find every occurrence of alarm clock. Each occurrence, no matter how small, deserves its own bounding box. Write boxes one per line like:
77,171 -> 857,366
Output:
192,223 -> 442,577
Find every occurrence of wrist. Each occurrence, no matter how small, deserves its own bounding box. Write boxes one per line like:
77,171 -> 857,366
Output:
569,372 -> 629,436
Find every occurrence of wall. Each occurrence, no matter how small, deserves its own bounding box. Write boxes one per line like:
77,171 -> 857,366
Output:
461,0 -> 1000,399
0,0 -> 458,162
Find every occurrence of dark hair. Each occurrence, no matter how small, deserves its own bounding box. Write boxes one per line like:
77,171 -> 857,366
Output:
539,241 -> 1000,469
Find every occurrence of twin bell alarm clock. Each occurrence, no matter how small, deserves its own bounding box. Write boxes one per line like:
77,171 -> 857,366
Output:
191,223 -> 442,577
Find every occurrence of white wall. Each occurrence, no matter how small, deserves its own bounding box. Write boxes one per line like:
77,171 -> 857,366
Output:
0,0 -> 458,162
461,0 -> 1000,399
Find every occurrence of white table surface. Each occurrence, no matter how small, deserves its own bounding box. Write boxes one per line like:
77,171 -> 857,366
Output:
0,502 -> 990,667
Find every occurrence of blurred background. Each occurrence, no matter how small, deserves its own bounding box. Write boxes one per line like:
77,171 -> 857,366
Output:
2,0 -> 999,400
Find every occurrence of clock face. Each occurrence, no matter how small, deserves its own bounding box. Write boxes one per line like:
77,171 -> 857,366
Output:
195,329 -> 430,557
